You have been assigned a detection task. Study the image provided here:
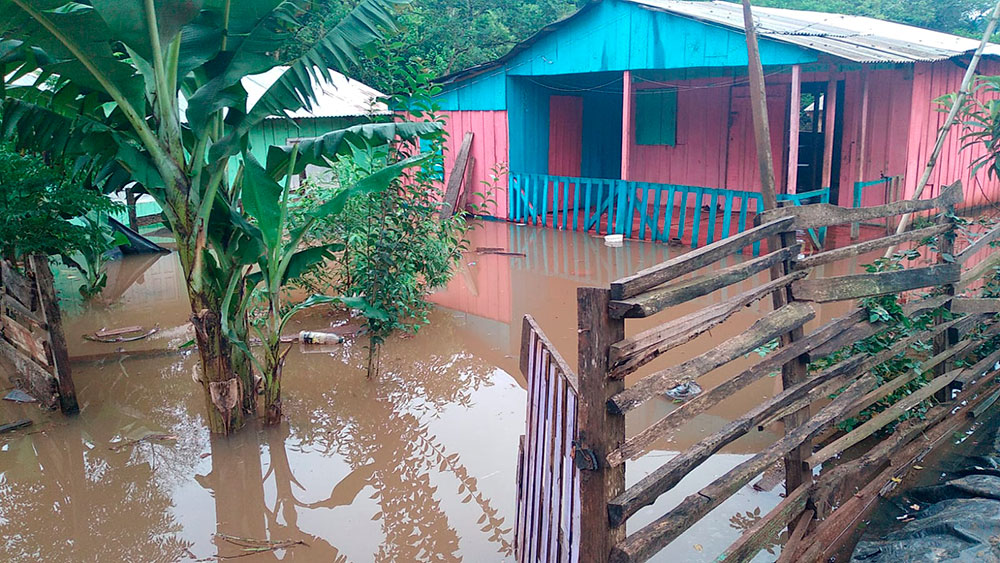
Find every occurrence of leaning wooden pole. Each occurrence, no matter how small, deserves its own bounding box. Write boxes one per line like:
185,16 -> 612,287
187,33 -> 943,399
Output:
887,0 -> 1000,254
742,0 -> 813,494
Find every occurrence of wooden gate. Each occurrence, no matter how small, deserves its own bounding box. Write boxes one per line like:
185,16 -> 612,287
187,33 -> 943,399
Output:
515,315 -> 580,563
0,256 -> 77,413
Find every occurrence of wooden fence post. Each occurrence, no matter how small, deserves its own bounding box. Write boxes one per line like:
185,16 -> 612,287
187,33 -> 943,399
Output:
29,255 -> 78,414
577,287 -> 626,559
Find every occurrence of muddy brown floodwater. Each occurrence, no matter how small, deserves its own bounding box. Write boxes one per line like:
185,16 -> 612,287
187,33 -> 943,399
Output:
0,221 -> 870,562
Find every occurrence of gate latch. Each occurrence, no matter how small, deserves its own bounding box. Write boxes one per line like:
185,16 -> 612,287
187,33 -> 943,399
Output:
572,440 -> 599,471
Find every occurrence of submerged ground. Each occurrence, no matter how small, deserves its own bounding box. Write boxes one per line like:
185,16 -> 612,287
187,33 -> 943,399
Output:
0,221 -> 863,562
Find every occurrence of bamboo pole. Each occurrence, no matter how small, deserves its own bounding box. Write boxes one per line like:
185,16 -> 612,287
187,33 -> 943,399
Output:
742,0 -> 813,499
887,0 -> 1000,255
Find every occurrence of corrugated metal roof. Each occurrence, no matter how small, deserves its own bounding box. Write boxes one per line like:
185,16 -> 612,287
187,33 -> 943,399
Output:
242,67 -> 389,119
628,0 -> 1000,63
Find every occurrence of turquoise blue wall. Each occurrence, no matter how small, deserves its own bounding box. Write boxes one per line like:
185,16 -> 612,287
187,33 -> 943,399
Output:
507,77 -> 550,176
436,0 -> 819,111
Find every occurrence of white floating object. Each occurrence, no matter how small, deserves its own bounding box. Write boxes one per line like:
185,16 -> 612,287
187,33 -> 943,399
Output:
605,234 -> 624,247
299,331 -> 344,345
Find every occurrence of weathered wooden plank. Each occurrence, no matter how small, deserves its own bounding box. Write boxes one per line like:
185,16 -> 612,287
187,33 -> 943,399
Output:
952,298 -> 1000,314
758,181 -> 962,231
610,245 -> 799,319
957,222 -> 1000,264
609,217 -> 794,300
608,272 -> 806,379
30,255 -> 77,415
716,483 -> 811,563
954,345 -> 1000,388
774,509 -> 813,563
606,353 -> 866,526
1,294 -> 45,329
793,225 -> 950,270
0,419 -> 32,434
607,302 -> 814,414
1,261 -> 35,311
791,263 -> 961,303
442,132 -> 473,218
959,251 -> 1000,290
806,368 -> 963,468
1,314 -> 48,366
608,375 -> 874,563
0,336 -> 57,409
577,287 -> 625,559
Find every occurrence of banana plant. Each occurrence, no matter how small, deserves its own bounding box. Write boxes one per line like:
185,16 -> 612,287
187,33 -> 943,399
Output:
0,0 -> 439,433
221,145 -> 428,424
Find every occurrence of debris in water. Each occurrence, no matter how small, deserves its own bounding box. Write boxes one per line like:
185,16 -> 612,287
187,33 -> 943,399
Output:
212,533 -> 308,559
299,331 -> 344,345
665,381 -> 702,401
109,433 -> 177,452
668,237 -> 684,247
85,325 -> 159,343
604,234 -> 624,247
0,419 -> 33,434
3,389 -> 37,403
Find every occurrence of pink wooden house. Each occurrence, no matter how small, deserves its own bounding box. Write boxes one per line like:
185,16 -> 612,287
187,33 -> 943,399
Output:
434,0 -> 1000,248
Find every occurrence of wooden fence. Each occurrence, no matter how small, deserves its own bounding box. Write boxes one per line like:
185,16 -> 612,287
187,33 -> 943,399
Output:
516,180 -> 1000,562
0,256 -> 77,413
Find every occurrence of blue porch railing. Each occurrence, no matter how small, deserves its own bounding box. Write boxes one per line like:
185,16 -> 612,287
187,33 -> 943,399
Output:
507,173 -> 831,255
852,175 -> 902,237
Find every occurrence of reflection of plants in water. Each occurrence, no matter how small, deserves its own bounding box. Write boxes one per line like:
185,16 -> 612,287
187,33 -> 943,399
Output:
413,422 -> 514,555
0,431 -> 193,562
728,507 -> 787,555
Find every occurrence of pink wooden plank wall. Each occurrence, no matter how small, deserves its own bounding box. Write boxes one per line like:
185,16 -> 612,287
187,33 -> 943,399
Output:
902,60 -> 1000,210
439,110 -> 510,218
625,80 -> 789,196
548,96 -> 583,177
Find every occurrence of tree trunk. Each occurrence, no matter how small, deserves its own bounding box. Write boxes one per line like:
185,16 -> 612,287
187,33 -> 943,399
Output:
264,357 -> 283,426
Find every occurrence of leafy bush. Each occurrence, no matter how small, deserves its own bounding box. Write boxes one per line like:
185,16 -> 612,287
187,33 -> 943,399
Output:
0,144 -> 117,263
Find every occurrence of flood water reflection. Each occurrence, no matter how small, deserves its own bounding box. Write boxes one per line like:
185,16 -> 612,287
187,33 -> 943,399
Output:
0,221 -> 872,562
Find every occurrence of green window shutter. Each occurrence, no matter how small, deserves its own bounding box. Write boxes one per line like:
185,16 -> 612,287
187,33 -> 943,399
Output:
635,89 -> 677,146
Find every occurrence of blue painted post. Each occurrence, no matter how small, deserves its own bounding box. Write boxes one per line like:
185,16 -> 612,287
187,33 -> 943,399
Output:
637,185 -> 649,240
572,179 -> 581,231
653,188 -> 665,242
625,182 -> 637,238
606,180 -> 616,235
690,188 -> 704,249
707,192 -> 719,245
562,178 -> 570,230
583,179 -> 593,231
676,188 -> 689,244
656,186 -> 675,242
721,192 -> 734,239
540,175 -> 549,228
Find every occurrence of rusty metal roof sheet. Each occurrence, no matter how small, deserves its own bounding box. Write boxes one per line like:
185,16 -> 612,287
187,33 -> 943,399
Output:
628,0 -> 1000,63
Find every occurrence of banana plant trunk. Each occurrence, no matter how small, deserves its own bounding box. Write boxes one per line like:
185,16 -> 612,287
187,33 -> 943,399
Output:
175,221 -> 257,434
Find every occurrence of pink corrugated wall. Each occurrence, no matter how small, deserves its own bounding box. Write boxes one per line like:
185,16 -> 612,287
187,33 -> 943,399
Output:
903,60 -> 1000,210
439,110 -> 510,218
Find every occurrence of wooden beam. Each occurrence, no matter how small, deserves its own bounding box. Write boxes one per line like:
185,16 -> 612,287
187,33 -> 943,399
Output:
576,288 -> 625,559
609,272 -> 805,378
521,315 -> 579,393
821,70 -> 837,192
0,335 -> 57,409
953,297 -> 1000,314
775,509 -> 814,563
852,68 -> 871,239
610,217 -> 793,300
958,250 -> 1000,290
610,245 -> 800,319
787,65 -> 801,196
791,263 -> 961,303
1,261 -> 35,311
442,132 -> 473,218
608,374 -> 874,563
957,222 -> 1000,264
607,302 -> 814,414
793,224 -> 950,270
1,293 -> 46,329
758,180 -> 963,231
29,255 -> 78,415
717,484 -> 811,563
621,70 -> 633,181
